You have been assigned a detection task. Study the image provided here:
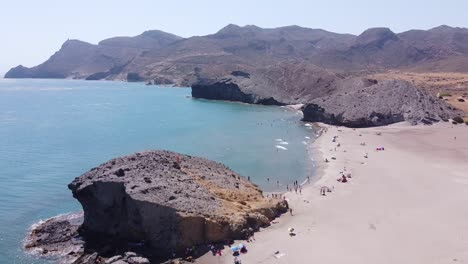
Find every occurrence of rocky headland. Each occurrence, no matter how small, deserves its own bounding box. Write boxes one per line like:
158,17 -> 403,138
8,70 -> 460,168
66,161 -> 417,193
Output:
191,63 -> 462,127
26,150 -> 287,263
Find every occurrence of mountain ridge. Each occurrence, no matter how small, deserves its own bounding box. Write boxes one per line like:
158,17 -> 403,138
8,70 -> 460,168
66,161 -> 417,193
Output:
5,24 -> 468,84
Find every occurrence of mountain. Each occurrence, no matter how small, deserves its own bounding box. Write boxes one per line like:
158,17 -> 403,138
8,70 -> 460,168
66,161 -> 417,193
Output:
5,30 -> 183,80
5,25 -> 468,84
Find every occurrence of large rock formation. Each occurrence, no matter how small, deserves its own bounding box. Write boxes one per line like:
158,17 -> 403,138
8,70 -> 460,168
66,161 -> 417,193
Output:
302,79 -> 460,127
191,64 -> 462,127
68,150 -> 287,258
6,25 -> 468,83
192,62 -> 340,105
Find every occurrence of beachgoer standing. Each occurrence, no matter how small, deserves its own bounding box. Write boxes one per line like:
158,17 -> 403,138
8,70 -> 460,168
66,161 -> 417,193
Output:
289,208 -> 293,216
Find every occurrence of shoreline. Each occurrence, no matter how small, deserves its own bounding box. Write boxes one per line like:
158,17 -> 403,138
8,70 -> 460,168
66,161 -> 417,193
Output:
199,121 -> 468,264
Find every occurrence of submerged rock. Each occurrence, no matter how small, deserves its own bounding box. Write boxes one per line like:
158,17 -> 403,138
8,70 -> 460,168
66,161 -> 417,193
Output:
67,150 -> 287,259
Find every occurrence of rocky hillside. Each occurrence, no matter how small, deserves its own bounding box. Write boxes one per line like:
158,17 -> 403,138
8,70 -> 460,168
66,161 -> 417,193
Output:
6,25 -> 468,84
302,79 -> 460,127
65,150 -> 286,260
192,62 -> 342,105
191,64 -> 462,127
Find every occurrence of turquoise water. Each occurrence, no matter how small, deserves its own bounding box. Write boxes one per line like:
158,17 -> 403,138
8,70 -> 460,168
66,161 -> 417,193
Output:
0,79 -> 315,263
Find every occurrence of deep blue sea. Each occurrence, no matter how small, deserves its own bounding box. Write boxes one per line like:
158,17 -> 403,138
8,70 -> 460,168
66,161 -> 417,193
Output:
0,79 -> 316,263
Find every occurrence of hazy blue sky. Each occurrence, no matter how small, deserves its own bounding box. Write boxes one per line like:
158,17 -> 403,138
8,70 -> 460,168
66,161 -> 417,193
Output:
1,0 -> 468,75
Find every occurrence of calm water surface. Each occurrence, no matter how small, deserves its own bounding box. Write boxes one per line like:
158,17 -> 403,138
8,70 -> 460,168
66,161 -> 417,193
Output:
0,79 -> 316,263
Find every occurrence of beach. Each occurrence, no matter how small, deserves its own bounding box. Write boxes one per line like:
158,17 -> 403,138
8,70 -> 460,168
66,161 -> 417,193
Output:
200,122 -> 468,264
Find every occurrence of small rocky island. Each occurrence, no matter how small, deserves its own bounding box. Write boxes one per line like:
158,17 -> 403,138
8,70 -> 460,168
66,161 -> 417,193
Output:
26,150 -> 287,263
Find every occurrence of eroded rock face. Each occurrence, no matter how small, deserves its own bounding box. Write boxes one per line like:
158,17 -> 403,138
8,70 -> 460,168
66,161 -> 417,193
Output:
68,150 -> 287,257
191,62 -> 340,105
302,79 -> 460,127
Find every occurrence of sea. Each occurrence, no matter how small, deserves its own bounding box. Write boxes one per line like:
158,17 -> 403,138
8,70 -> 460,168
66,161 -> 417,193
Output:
0,79 -> 317,263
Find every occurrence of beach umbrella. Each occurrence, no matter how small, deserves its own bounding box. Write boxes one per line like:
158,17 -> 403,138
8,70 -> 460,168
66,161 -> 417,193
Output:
231,246 -> 239,252
288,227 -> 294,233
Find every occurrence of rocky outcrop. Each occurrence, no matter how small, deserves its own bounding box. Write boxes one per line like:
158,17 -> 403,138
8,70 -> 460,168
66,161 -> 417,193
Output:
302,79 -> 461,127
192,62 -> 340,105
192,64 -> 461,127
67,150 -> 287,259
192,77 -> 285,105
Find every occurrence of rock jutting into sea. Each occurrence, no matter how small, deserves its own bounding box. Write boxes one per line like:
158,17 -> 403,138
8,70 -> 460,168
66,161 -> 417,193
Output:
191,64 -> 462,127
25,150 -> 288,263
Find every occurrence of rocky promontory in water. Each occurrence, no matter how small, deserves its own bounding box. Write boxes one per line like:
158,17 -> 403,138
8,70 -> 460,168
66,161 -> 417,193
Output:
191,63 -> 462,127
26,150 -> 288,263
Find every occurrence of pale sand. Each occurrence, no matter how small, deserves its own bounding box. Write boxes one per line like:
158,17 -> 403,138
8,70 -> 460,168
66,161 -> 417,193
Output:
200,122 -> 468,264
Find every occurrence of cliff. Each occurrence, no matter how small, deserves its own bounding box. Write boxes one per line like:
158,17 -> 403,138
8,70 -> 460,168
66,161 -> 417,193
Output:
191,65 -> 462,127
192,62 -> 340,105
66,150 -> 287,260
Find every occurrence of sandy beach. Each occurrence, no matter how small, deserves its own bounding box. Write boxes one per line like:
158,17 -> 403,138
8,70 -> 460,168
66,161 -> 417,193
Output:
200,122 -> 468,264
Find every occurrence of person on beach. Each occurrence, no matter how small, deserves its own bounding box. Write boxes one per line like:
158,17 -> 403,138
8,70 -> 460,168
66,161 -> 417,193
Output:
289,208 -> 293,215
337,175 -> 348,183
320,186 -> 326,196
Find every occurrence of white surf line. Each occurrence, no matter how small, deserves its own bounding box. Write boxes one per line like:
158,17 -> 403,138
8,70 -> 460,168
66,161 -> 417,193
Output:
275,145 -> 288,150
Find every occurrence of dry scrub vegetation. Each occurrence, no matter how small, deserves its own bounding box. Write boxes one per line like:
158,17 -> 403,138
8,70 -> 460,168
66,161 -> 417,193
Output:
369,71 -> 468,114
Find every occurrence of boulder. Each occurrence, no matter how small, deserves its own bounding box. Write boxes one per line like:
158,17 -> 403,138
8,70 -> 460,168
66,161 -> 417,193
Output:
127,256 -> 150,264
68,150 -> 287,258
453,116 -> 464,124
105,255 -> 123,263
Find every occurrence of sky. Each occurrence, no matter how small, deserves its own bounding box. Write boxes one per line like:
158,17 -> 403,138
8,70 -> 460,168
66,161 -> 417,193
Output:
1,0 -> 468,75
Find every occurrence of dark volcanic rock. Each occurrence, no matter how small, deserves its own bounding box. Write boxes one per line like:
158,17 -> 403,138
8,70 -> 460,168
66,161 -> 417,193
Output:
68,150 -> 287,258
24,213 -> 85,263
192,62 -> 340,105
192,77 -> 285,105
302,79 -> 460,127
